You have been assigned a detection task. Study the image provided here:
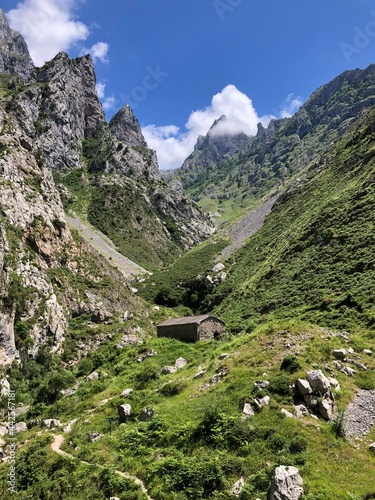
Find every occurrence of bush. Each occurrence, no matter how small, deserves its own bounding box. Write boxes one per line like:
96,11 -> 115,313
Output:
268,373 -> 293,396
280,354 -> 301,373
160,381 -> 187,397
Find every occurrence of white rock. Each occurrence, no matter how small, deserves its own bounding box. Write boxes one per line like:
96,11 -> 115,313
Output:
85,371 -> 99,382
0,379 -> 10,397
194,370 -> 206,379
175,357 -> 188,369
328,377 -> 340,390
118,404 -> 131,423
161,365 -> 177,374
231,476 -> 244,496
269,465 -> 303,500
333,348 -> 346,359
341,366 -> 356,377
212,263 -> 225,273
363,349 -> 373,356
42,419 -> 62,429
242,403 -> 255,418
295,379 -> 312,396
294,404 -> 309,418
307,370 -> 330,395
13,422 -> 27,433
219,353 -> 229,360
254,380 -> 269,391
281,408 -> 294,418
369,443 -> 375,453
120,388 -> 133,398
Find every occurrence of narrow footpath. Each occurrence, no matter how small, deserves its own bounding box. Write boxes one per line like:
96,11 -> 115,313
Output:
51,434 -> 153,500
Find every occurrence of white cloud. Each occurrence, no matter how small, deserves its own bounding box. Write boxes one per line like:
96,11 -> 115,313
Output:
142,84 -> 274,170
89,41 -> 109,63
96,81 -> 116,112
280,93 -> 303,118
7,0 -> 89,66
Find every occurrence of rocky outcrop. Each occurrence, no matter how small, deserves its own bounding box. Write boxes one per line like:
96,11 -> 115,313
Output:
0,9 -> 34,81
269,466 -> 303,500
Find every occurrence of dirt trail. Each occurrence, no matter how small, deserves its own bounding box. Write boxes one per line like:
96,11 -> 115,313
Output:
66,213 -> 149,279
216,194 -> 279,261
51,434 -> 153,499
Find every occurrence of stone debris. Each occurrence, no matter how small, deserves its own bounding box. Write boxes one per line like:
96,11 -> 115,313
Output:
88,432 -> 104,442
120,388 -> 133,398
333,348 -> 346,359
231,477 -> 245,496
161,365 -> 177,375
85,371 -> 99,382
343,390 -> 375,439
139,408 -> 154,422
242,403 -> 255,419
118,404 -> 131,423
347,359 -> 367,371
295,379 -> 312,396
269,465 -> 303,500
42,419 -> 62,429
295,370 -> 335,420
341,366 -> 356,377
115,332 -> 143,349
254,380 -> 270,391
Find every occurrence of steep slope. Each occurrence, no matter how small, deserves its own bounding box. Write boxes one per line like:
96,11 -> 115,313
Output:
205,105 -> 375,333
174,64 -> 375,219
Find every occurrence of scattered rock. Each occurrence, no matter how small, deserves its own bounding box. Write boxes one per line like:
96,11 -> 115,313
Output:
194,370 -> 206,379
348,359 -> 367,371
61,383 -> 80,397
137,350 -> 157,362
307,370 -> 330,395
0,426 -> 8,437
85,371 -> 99,382
212,263 -> 225,273
231,476 -> 245,496
118,404 -> 131,423
341,366 -> 356,377
13,422 -> 27,433
110,497 -> 120,500
218,353 -> 229,360
88,432 -> 104,442
161,365 -> 177,375
294,404 -> 309,418
333,348 -> 346,359
120,388 -> 133,398
295,379 -> 312,396
363,349 -> 373,356
254,380 -> 269,391
0,378 -> 10,397
175,357 -> 188,369
204,275 -> 214,290
153,306 -> 160,311
91,308 -> 113,324
333,360 -> 342,370
215,271 -> 227,284
269,465 -> 303,500
115,332 -> 143,349
319,397 -> 334,420
259,395 -> 270,407
42,419 -> 61,429
348,347 -> 355,355
328,378 -> 340,391
242,403 -> 255,419
139,408 -> 154,422
281,408 -> 294,418
369,443 -> 375,453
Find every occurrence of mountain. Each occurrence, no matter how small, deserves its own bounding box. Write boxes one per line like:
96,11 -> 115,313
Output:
0,9 -> 213,368
173,64 -> 375,219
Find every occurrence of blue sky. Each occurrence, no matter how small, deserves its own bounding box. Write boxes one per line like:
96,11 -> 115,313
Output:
3,0 -> 375,168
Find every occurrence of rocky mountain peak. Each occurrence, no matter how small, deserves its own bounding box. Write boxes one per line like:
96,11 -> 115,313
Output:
0,8 -> 34,81
109,104 -> 148,148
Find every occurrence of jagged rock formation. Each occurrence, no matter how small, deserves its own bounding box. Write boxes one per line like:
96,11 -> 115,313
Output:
0,9 -> 34,81
173,64 -> 375,215
0,12 -> 214,365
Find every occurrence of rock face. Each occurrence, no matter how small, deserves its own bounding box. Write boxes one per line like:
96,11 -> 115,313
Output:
269,466 -> 303,500
0,9 -> 34,81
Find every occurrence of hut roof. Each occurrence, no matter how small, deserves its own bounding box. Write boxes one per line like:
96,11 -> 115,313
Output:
157,314 -> 225,327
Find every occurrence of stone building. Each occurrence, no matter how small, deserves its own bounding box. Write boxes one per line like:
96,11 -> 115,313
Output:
157,314 -> 226,342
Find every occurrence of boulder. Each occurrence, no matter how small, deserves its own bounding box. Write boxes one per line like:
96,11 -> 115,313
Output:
215,271 -> 227,284
254,380 -> 269,391
242,403 -> 255,419
333,348 -> 346,359
0,378 -> 10,397
307,370 -> 330,395
363,349 -> 373,356
341,366 -> 356,377
369,443 -> 375,453
14,422 -> 27,433
175,357 -> 188,369
303,394 -> 318,408
212,263 -> 225,273
161,365 -> 177,374
204,275 -> 215,289
120,388 -> 133,398
42,419 -> 62,429
259,395 -> 271,407
269,465 -> 304,500
139,408 -> 154,422
85,371 -> 99,382
328,378 -> 340,391
281,408 -> 294,418
219,353 -> 229,360
88,432 -> 104,442
294,404 -> 309,418
118,404 -> 131,423
231,476 -> 245,496
319,398 -> 334,420
295,379 -> 312,396
194,370 -> 206,379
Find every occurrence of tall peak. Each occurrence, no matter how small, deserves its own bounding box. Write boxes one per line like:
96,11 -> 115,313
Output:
109,104 -> 148,148
0,8 -> 34,81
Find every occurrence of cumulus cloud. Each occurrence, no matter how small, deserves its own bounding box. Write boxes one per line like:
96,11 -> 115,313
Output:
96,81 -> 116,112
89,41 -> 109,63
143,84 -> 274,170
280,93 -> 303,118
7,0 -> 89,66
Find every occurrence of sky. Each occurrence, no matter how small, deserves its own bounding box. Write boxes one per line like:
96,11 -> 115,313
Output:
2,0 -> 375,169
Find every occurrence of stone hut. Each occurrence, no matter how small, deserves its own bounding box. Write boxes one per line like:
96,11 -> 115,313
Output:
157,314 -> 226,342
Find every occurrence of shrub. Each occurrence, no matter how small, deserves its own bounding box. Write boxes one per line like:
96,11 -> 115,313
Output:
280,354 -> 301,373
